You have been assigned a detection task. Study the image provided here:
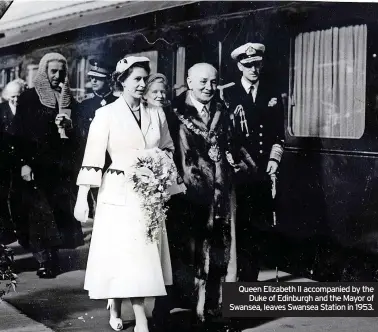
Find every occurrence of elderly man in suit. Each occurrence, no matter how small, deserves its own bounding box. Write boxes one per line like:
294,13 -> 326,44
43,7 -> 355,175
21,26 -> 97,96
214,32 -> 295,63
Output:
0,80 -> 25,245
224,42 -> 285,282
165,63 -> 237,331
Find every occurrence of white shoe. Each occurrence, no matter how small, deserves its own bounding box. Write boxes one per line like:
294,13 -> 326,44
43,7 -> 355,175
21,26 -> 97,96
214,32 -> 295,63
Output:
107,300 -> 123,331
109,316 -> 123,331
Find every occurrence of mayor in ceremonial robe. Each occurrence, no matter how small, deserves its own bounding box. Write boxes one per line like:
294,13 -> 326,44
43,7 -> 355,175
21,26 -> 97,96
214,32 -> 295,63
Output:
166,63 -> 237,329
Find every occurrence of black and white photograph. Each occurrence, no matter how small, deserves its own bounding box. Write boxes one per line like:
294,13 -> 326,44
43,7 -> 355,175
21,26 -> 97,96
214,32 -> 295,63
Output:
0,0 -> 378,331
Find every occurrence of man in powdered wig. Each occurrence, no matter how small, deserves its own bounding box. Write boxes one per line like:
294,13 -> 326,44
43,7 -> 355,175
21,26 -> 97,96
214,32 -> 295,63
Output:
15,53 -> 83,278
166,63 -> 237,331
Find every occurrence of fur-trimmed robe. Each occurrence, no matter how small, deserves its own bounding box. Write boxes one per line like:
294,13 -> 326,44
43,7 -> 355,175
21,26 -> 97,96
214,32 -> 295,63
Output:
166,91 -> 237,321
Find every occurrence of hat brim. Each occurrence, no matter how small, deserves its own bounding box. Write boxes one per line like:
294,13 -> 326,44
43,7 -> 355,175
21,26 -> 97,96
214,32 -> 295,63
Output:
88,71 -> 108,78
240,56 -> 263,64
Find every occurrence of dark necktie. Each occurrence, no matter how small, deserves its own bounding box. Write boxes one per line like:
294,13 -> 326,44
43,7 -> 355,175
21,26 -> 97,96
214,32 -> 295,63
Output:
250,85 -> 255,102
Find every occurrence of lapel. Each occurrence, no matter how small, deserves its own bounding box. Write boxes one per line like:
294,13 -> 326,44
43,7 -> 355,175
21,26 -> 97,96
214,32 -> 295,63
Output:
3,103 -> 15,123
116,97 -> 146,148
184,92 -> 208,132
140,103 -> 151,138
254,81 -> 264,107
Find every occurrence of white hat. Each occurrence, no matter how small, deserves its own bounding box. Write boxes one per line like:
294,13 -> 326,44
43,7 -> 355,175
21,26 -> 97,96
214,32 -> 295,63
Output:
115,56 -> 150,74
231,43 -> 265,64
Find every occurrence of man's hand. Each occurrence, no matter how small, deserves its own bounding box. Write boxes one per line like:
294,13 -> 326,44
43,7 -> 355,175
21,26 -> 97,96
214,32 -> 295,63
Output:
55,114 -> 72,129
225,151 -> 236,167
266,160 -> 279,175
21,165 -> 34,181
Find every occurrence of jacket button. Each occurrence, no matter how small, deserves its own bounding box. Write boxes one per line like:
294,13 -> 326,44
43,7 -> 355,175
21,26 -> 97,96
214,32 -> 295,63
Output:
89,118 -> 93,121
260,125 -> 263,128
259,150 -> 263,153
259,133 -> 263,136
259,141 -> 263,145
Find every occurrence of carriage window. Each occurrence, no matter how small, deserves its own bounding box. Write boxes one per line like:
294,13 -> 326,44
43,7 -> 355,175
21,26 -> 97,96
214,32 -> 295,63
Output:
0,65 -> 21,88
72,56 -> 89,102
26,64 -> 39,88
291,24 -> 367,139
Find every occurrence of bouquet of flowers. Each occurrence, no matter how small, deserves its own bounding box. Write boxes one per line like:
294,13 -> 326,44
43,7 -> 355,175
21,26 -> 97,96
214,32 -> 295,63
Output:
130,148 -> 177,243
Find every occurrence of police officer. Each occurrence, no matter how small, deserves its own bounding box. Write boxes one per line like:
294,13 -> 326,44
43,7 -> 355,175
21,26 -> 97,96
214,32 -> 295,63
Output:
76,58 -> 117,219
77,58 -> 117,139
224,42 -> 284,282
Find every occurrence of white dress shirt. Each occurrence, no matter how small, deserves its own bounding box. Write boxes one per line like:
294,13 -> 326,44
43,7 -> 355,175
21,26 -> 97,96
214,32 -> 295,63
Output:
9,102 -> 16,115
189,92 -> 211,125
241,77 -> 259,102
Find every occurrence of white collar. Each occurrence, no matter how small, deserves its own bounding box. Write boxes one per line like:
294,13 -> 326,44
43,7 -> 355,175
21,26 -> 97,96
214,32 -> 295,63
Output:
189,92 -> 211,113
241,76 -> 259,94
9,102 -> 16,115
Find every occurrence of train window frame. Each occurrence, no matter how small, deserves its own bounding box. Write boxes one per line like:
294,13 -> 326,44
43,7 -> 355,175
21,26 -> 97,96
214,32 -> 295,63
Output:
0,65 -> 21,89
285,23 -> 378,154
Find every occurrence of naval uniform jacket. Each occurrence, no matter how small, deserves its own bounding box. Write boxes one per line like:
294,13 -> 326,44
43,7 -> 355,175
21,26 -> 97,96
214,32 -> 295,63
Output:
224,78 -> 284,183
224,78 -> 284,231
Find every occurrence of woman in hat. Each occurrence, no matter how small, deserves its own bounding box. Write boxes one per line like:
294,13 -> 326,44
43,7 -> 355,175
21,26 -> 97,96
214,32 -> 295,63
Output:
142,73 -> 169,108
74,56 -> 175,332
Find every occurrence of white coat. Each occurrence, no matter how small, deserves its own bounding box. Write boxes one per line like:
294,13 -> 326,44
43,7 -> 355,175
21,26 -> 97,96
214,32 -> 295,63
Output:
77,96 -> 174,299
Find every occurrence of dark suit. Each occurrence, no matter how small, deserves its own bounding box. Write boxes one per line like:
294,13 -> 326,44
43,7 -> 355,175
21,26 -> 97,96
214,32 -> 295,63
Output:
224,78 -> 284,281
0,102 -> 19,244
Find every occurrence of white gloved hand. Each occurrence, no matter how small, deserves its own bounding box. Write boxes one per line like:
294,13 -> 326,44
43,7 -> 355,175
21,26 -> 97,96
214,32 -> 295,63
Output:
74,185 -> 90,223
74,198 -> 89,223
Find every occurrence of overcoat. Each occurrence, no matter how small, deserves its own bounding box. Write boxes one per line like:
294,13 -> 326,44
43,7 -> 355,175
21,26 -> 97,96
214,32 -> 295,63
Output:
0,101 -> 19,244
77,96 -> 174,299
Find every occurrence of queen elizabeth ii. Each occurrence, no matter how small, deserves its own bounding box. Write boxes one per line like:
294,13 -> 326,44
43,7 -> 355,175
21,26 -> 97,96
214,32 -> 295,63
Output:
74,55 -> 174,332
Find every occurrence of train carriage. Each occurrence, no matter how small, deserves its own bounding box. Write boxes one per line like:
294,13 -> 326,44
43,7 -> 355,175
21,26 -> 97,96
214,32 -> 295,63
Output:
1,0 -> 378,281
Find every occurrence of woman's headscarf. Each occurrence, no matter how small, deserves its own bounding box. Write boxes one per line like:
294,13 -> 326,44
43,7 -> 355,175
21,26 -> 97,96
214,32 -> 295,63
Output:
33,53 -> 73,109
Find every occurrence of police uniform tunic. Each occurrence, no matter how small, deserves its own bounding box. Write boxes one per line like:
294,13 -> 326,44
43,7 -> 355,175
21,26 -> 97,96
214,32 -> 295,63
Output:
77,92 -> 117,140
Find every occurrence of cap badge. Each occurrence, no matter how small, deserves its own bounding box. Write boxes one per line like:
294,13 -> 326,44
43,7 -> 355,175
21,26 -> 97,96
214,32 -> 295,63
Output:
93,62 -> 98,71
246,46 -> 256,56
